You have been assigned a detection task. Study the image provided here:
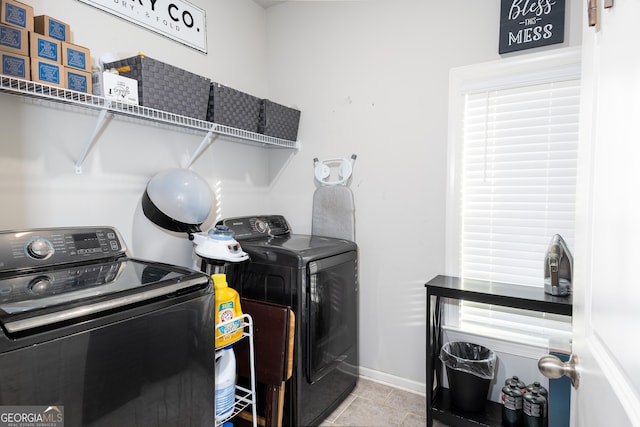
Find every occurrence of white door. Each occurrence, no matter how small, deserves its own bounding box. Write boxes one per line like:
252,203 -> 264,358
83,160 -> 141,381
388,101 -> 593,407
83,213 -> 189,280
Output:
570,0 -> 640,425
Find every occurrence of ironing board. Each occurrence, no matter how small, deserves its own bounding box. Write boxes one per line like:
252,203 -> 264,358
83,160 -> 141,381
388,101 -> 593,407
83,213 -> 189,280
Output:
311,156 -> 356,241
312,185 -> 355,241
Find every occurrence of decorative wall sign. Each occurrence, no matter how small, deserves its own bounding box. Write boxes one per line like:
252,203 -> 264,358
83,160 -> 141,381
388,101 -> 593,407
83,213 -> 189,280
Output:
499,0 -> 565,54
76,0 -> 207,53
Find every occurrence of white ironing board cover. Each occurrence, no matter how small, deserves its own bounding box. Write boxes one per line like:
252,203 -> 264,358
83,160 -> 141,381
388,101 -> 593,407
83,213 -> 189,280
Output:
312,185 -> 355,241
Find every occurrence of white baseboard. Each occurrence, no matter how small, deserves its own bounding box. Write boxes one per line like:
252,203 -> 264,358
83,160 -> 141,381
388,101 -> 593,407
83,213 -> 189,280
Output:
358,366 -> 426,396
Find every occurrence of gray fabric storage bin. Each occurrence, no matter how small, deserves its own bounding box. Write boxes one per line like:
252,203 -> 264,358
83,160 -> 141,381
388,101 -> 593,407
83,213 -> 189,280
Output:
207,82 -> 261,132
104,55 -> 211,120
259,99 -> 300,141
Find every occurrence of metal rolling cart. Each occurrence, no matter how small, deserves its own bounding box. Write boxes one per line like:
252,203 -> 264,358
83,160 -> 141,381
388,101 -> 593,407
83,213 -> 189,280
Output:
215,314 -> 257,427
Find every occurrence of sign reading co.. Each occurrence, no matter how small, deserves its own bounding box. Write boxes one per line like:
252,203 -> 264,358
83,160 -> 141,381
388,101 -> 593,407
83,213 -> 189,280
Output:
499,0 -> 565,54
76,0 -> 207,53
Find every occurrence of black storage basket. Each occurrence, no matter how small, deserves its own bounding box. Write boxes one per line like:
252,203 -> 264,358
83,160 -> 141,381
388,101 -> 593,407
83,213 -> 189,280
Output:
259,99 -> 300,141
104,55 -> 211,120
207,83 -> 261,132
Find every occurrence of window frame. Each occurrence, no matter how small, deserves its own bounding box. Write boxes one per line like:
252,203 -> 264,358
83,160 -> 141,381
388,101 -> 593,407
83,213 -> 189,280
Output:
444,47 -> 581,347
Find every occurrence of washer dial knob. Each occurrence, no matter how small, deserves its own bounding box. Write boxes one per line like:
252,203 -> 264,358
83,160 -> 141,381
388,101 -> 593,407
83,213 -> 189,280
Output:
254,219 -> 267,233
29,276 -> 53,294
26,239 -> 54,260
254,219 -> 272,235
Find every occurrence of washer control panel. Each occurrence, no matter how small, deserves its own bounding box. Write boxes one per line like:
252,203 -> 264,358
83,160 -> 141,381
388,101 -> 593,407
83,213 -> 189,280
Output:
0,227 -> 126,272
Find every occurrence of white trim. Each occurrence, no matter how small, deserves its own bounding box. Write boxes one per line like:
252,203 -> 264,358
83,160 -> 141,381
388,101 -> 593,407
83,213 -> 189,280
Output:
443,326 -> 549,359
460,63 -> 581,93
358,366 -> 426,396
453,47 -> 581,93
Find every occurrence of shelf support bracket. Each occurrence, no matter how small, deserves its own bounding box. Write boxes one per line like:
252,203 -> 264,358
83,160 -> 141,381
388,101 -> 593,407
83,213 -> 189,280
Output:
184,125 -> 219,169
75,106 -> 113,174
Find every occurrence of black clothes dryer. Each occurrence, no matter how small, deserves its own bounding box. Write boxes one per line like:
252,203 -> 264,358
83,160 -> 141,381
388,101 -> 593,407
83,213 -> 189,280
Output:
219,215 -> 358,427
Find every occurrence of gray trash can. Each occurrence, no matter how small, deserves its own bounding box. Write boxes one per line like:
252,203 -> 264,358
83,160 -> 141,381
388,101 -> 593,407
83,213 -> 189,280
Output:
439,341 -> 497,412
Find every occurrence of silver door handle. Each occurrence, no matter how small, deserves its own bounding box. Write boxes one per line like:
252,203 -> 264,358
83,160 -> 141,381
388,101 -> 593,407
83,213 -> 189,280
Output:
538,354 -> 580,388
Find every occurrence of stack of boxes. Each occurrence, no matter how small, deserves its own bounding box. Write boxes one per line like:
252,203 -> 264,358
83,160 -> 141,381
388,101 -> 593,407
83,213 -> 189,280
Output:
0,0 -> 92,93
0,0 -> 31,80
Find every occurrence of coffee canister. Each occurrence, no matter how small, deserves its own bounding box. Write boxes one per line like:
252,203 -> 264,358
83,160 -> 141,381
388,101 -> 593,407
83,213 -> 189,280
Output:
526,381 -> 548,399
505,375 -> 527,391
524,390 -> 547,427
501,378 -> 524,427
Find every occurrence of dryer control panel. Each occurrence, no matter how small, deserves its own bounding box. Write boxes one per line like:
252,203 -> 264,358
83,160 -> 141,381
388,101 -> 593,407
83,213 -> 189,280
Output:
0,227 -> 126,272
218,215 -> 291,240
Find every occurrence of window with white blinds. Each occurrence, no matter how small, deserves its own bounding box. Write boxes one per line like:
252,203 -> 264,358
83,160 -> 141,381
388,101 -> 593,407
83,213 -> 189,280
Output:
461,80 -> 579,284
446,50 -> 580,348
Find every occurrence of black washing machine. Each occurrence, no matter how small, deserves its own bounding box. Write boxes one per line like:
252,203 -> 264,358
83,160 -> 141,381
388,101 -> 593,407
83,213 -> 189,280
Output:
219,215 -> 358,427
0,227 -> 214,426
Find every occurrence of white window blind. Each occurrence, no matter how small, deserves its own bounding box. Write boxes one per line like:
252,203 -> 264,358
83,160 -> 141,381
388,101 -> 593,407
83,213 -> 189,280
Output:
461,80 -> 579,284
455,74 -> 579,346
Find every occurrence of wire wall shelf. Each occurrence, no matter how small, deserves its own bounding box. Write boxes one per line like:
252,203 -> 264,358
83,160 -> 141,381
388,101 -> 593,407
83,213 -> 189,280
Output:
0,75 -> 299,172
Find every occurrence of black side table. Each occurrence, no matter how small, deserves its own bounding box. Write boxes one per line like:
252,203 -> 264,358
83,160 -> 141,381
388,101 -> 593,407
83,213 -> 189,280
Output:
425,275 -> 572,427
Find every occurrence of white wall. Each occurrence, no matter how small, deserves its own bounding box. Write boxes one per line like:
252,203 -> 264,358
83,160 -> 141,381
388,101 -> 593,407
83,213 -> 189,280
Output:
0,0 -> 583,395
0,0 -> 276,267
264,0 -> 583,392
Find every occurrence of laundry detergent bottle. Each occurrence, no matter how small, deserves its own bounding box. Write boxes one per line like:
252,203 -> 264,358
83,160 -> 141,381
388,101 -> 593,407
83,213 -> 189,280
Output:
215,347 -> 236,419
213,273 -> 243,347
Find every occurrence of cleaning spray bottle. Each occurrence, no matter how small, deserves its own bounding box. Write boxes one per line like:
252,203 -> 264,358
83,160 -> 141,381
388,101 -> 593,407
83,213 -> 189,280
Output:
213,273 -> 243,347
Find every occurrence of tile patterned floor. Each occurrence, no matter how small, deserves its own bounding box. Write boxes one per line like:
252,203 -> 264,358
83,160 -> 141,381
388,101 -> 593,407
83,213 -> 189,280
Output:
320,377 -> 448,427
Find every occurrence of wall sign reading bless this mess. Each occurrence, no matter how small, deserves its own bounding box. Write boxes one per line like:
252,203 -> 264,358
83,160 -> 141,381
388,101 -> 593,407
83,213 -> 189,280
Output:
76,0 -> 207,53
499,0 -> 565,54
